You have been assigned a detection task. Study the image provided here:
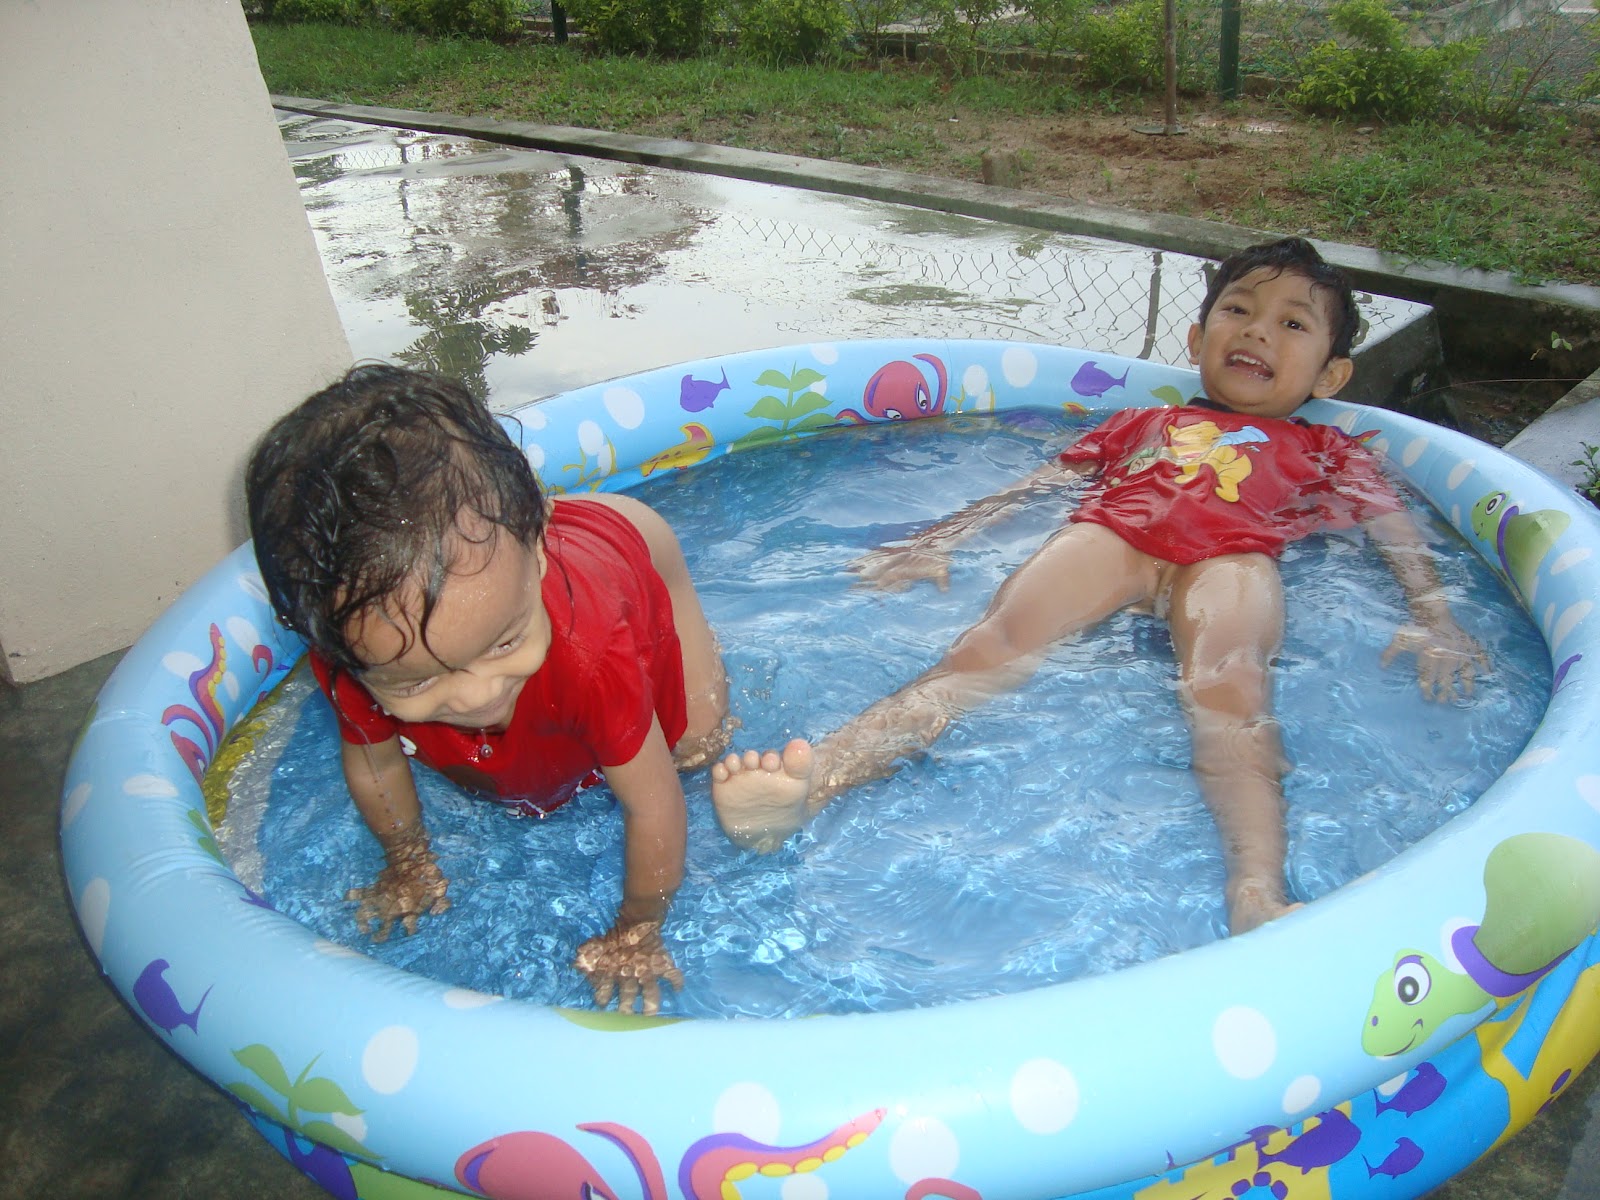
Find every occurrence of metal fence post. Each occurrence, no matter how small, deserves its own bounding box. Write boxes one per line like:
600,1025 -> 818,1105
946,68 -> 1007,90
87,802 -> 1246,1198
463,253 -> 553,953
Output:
1220,0 -> 1241,100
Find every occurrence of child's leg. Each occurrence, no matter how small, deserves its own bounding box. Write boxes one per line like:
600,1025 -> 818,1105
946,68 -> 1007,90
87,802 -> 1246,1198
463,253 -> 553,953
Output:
713,523 -> 1161,851
580,493 -> 732,768
1166,553 -> 1295,935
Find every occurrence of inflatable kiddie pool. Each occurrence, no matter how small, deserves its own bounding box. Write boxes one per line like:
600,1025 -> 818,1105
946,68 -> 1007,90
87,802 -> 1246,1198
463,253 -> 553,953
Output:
63,339 -> 1600,1200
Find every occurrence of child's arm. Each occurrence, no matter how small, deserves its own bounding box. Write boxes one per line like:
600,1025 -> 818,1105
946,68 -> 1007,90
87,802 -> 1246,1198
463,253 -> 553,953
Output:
572,717 -> 687,1016
1364,510 -> 1490,700
340,736 -> 451,940
854,459 -> 1095,591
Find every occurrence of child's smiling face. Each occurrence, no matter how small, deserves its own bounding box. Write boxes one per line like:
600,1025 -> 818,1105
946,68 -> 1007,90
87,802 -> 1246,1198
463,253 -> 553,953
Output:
350,516 -> 551,731
1186,267 -> 1354,419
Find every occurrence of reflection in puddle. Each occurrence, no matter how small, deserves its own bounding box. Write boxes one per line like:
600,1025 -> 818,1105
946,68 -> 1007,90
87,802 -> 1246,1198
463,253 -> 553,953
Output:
280,112 -> 1427,406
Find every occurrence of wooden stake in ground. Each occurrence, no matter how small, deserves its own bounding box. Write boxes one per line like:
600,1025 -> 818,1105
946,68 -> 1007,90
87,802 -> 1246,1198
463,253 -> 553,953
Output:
1134,0 -> 1186,136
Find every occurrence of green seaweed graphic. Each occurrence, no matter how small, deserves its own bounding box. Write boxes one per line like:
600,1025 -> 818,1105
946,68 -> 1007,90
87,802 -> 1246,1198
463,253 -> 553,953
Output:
732,365 -> 834,451
186,808 -> 223,864
557,434 -> 617,492
228,1043 -> 370,1159
1151,385 -> 1187,407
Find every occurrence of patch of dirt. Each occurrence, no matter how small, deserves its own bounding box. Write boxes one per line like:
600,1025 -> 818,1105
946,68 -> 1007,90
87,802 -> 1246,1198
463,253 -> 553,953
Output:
935,97 -> 1346,223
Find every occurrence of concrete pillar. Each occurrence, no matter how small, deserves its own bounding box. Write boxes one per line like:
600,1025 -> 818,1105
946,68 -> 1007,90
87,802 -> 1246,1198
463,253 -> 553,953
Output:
0,1 -> 351,685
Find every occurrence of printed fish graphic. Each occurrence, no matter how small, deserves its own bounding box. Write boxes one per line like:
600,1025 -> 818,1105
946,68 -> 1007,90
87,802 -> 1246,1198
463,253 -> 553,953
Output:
1365,1137 -> 1424,1179
640,423 -> 714,476
133,958 -> 212,1035
679,367 -> 730,413
1374,1062 -> 1446,1117
1070,360 -> 1130,399
1256,1107 -> 1360,1174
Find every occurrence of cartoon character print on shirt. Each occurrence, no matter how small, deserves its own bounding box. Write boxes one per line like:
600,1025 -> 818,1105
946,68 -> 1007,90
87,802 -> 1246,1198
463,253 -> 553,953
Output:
1163,419 -> 1270,502
1110,418 -> 1270,503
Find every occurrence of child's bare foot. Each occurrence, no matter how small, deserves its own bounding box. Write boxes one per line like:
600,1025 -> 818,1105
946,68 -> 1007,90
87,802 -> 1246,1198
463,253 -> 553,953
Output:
710,739 -> 817,853
1226,877 -> 1303,935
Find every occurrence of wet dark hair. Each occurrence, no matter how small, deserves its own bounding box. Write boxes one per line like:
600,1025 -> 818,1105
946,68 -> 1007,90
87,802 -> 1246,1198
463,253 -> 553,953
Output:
1198,237 -> 1360,360
245,364 -> 546,673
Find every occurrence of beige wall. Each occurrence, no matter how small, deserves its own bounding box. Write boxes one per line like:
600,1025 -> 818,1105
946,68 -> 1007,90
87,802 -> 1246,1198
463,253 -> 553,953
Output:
0,1 -> 351,684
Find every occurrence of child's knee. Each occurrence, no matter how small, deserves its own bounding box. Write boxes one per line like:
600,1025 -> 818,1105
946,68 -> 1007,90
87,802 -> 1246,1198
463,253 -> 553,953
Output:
944,621 -> 1020,674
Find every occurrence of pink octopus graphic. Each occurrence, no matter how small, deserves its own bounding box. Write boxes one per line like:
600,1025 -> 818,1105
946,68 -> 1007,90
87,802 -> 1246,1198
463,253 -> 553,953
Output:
835,354 -> 948,424
160,622 -> 275,785
454,1108 -> 984,1199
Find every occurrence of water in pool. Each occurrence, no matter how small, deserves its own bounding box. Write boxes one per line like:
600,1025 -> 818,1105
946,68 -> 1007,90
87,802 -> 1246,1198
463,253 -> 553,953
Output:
218,411 -> 1551,1018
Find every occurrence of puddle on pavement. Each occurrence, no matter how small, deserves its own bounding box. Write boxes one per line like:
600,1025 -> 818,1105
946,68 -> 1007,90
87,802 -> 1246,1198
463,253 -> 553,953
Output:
278,112 -> 1426,406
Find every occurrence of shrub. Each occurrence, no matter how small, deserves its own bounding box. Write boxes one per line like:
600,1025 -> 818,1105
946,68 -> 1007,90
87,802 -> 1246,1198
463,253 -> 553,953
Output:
383,0 -> 525,39
561,0 -> 715,56
246,0 -> 377,22
1069,0 -> 1206,93
924,0 -> 1012,75
1018,0 -> 1093,59
1289,0 -> 1479,120
843,0 -> 911,49
734,0 -> 850,63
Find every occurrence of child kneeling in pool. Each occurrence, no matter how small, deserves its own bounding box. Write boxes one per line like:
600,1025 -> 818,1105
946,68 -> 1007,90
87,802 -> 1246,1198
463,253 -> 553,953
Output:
711,237 -> 1487,935
247,365 -> 730,1014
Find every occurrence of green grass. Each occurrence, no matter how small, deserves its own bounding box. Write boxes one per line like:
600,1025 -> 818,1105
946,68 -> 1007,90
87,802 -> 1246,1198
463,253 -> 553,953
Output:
1261,121 -> 1600,285
252,21 -> 1600,286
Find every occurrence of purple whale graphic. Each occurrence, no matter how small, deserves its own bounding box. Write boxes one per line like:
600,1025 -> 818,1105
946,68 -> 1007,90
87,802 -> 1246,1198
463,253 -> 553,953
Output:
679,368 -> 729,413
133,958 -> 212,1035
1257,1107 -> 1360,1174
1070,360 -> 1130,398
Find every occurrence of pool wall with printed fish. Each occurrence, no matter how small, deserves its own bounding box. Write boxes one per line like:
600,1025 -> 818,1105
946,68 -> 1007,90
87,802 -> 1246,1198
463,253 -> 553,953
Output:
62,340 -> 1600,1200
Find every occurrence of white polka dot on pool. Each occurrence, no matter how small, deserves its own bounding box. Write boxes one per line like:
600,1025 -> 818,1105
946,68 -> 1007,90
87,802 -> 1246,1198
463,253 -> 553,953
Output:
1009,1057 -> 1080,1135
1212,1006 -> 1277,1080
712,1081 -> 781,1145
888,1114 -> 958,1184
603,386 -> 645,429
1001,346 -> 1038,388
362,1025 -> 420,1095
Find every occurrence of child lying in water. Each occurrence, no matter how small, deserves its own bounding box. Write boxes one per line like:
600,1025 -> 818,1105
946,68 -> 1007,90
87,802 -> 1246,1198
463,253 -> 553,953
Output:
710,237 -> 1487,934
247,365 -> 731,1014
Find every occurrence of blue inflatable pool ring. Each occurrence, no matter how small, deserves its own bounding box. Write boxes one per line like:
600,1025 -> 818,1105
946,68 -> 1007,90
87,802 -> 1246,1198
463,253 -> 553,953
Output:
62,340 -> 1600,1200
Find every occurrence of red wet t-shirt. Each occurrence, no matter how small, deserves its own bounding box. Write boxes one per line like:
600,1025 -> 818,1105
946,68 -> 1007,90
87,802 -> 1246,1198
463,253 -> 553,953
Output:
1059,404 -> 1404,564
311,498 -> 687,814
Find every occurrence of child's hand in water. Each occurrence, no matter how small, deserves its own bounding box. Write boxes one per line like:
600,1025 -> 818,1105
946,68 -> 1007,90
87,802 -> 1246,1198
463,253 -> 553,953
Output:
574,920 -> 684,1016
852,543 -> 952,592
346,826 -> 451,941
1380,618 -> 1490,701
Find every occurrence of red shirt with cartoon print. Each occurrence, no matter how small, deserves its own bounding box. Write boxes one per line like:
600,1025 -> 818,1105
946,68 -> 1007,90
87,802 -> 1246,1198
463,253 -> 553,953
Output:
310,498 -> 687,814
1058,402 -> 1405,564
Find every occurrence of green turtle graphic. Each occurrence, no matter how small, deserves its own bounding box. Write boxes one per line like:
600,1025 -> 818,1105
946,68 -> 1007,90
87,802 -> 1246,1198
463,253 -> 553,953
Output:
1363,833 -> 1600,1058
1470,490 -> 1570,603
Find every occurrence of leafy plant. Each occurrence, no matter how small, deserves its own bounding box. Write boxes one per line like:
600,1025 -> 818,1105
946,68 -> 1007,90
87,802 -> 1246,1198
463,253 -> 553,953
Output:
924,0 -> 1013,75
734,0 -> 850,64
561,0 -> 715,56
1573,443 -> 1600,508
245,0 -> 378,22
1069,0 -> 1206,93
385,0 -> 526,39
1450,10 -> 1595,127
1018,0 -> 1093,59
1289,0 -> 1479,120
228,1045 -> 368,1155
731,364 -> 835,450
842,0 -> 911,51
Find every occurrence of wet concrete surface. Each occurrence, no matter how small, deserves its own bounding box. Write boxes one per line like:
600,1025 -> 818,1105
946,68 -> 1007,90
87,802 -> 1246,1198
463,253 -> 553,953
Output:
5,108 -> 1598,1200
280,113 -> 1433,410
